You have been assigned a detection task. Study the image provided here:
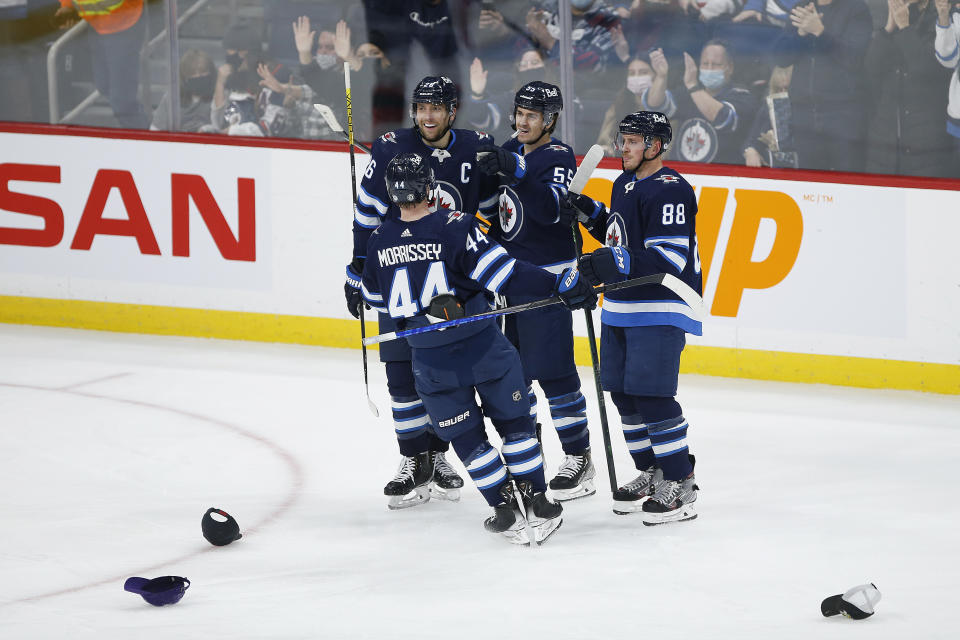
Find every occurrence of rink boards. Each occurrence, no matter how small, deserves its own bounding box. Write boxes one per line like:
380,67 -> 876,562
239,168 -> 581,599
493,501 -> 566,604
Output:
0,125 -> 958,394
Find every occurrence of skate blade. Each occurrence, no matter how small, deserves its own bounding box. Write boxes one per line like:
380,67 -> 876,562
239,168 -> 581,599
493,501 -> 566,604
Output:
386,486 -> 431,510
641,505 -> 697,526
497,523 -> 531,546
612,497 -> 649,515
549,477 -> 597,502
533,516 -> 562,546
429,483 -> 461,502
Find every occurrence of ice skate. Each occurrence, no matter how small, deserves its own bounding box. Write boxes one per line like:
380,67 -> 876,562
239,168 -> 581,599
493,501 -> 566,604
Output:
517,481 -> 563,546
548,448 -> 596,501
612,466 -> 661,514
429,451 -> 464,502
641,471 -> 698,526
384,452 -> 434,510
484,484 -> 530,545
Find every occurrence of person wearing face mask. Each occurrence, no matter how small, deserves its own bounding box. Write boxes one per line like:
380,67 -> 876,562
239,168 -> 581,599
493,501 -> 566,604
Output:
595,54 -> 663,154
212,23 -> 262,131
150,49 -> 217,133
647,40 -> 759,164
935,0 -> 960,172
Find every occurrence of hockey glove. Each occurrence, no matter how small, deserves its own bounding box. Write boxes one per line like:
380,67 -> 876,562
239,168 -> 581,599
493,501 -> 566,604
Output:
427,293 -> 465,320
344,258 -> 365,319
578,246 -> 632,286
555,267 -> 598,311
565,192 -> 606,230
476,144 -> 526,184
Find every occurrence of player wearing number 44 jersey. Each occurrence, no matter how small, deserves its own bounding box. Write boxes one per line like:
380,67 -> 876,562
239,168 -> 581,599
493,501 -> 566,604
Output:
361,153 -> 597,544
566,111 -> 702,525
476,81 -> 596,502
344,76 -> 500,509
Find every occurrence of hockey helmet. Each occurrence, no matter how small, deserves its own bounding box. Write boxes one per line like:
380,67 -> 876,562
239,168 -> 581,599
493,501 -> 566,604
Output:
409,76 -> 458,117
617,110 -> 672,154
385,153 -> 436,205
513,81 -> 563,133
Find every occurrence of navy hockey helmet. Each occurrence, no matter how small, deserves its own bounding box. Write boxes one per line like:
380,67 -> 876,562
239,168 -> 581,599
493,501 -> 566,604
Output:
513,81 -> 563,133
409,75 -> 458,118
385,153 -> 436,205
617,111 -> 672,154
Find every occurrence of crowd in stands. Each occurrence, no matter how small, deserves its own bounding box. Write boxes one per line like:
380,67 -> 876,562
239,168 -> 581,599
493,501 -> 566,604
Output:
1,0 -> 958,177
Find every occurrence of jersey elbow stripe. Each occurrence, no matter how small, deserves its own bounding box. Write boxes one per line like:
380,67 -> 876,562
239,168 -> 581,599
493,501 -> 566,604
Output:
470,246 -> 507,281
358,185 -> 388,215
716,103 -> 736,131
653,245 -> 687,272
361,283 -> 383,302
645,236 -> 689,249
354,210 -> 382,228
485,259 -> 516,294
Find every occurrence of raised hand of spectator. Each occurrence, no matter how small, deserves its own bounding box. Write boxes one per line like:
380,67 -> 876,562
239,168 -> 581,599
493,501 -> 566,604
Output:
293,16 -> 316,56
732,9 -> 762,22
791,3 -> 825,37
470,57 -> 488,97
650,47 -> 669,77
257,63 -> 284,93
683,52 -> 699,90
611,24 -> 630,63
479,7 -> 508,36
335,20 -> 361,71
936,0 -> 951,24
886,0 -> 911,30
526,8 -> 555,49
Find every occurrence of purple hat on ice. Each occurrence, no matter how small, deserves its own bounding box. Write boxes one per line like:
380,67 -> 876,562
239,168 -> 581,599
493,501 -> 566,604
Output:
124,576 -> 190,606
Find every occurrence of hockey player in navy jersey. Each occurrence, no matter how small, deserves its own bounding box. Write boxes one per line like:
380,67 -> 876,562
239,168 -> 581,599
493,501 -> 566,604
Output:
475,81 -> 596,502
344,76 -> 500,509
361,153 -> 597,544
566,111 -> 702,525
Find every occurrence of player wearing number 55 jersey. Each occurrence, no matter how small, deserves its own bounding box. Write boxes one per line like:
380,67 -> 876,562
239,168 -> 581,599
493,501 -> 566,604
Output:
361,153 -> 597,544
567,111 -> 702,525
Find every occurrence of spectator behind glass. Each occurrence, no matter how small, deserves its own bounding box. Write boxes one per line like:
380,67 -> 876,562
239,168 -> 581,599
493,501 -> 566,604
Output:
864,0 -> 955,176
53,0 -> 148,128
213,23 -> 262,130
223,69 -> 266,137
768,0 -> 873,172
150,49 -> 216,133
734,0 -> 806,25
595,54 -> 660,154
292,16 -> 350,129
660,40 -> 760,164
525,0 -> 630,79
935,0 -> 960,169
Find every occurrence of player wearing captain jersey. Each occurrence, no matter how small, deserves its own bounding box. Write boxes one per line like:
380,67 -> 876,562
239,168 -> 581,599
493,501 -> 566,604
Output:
567,111 -> 702,525
474,81 -> 596,502
344,76 -> 500,510
361,153 -> 597,544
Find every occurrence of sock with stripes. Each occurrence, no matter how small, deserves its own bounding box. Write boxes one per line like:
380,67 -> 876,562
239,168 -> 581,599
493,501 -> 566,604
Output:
542,376 -> 590,454
648,415 -> 693,480
501,433 -> 547,493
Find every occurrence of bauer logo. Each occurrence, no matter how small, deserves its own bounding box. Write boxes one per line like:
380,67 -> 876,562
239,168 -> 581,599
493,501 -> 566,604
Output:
438,410 -> 470,428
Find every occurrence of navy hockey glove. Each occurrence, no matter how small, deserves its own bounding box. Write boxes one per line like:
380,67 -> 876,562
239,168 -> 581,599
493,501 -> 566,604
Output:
427,293 -> 465,320
476,144 -> 526,184
555,267 -> 598,311
344,258 -> 365,319
565,192 -> 606,230
578,246 -> 632,286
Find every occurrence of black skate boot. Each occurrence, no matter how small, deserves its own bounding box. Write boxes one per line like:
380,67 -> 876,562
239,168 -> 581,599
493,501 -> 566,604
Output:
484,482 -> 529,545
384,452 -> 434,510
612,466 -> 662,514
548,448 -> 597,502
641,455 -> 698,525
517,481 -> 563,546
429,451 -> 464,502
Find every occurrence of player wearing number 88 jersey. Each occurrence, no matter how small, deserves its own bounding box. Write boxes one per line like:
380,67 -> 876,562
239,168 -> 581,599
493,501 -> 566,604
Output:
571,111 -> 702,525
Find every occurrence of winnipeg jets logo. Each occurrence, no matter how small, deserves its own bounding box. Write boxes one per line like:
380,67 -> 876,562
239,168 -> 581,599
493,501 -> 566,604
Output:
477,131 -> 491,141
432,148 -> 452,163
428,180 -> 463,213
655,175 -> 679,183
446,211 -> 466,224
624,181 -> 637,194
605,213 -> 627,247
401,228 -> 412,237
547,144 -> 567,152
379,131 -> 397,144
498,187 -> 524,241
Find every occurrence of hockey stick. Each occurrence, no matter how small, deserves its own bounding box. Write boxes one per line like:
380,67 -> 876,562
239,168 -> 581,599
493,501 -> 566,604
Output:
363,273 -> 703,346
314,103 -> 373,154
566,144 -> 619,495
344,62 -> 379,417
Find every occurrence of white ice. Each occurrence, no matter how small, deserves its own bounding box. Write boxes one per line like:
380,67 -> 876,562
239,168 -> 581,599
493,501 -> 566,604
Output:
1,324 -> 958,639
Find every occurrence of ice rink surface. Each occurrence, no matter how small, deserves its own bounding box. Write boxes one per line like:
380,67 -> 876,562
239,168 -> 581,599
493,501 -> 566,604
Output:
1,324 -> 958,639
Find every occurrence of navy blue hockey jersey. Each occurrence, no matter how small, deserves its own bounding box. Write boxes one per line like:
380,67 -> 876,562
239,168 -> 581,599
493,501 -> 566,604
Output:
353,127 -> 500,259
595,167 -> 703,335
492,137 -> 578,273
361,208 -> 558,349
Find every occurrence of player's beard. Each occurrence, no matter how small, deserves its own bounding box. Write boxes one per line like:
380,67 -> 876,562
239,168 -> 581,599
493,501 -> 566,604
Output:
417,117 -> 450,144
